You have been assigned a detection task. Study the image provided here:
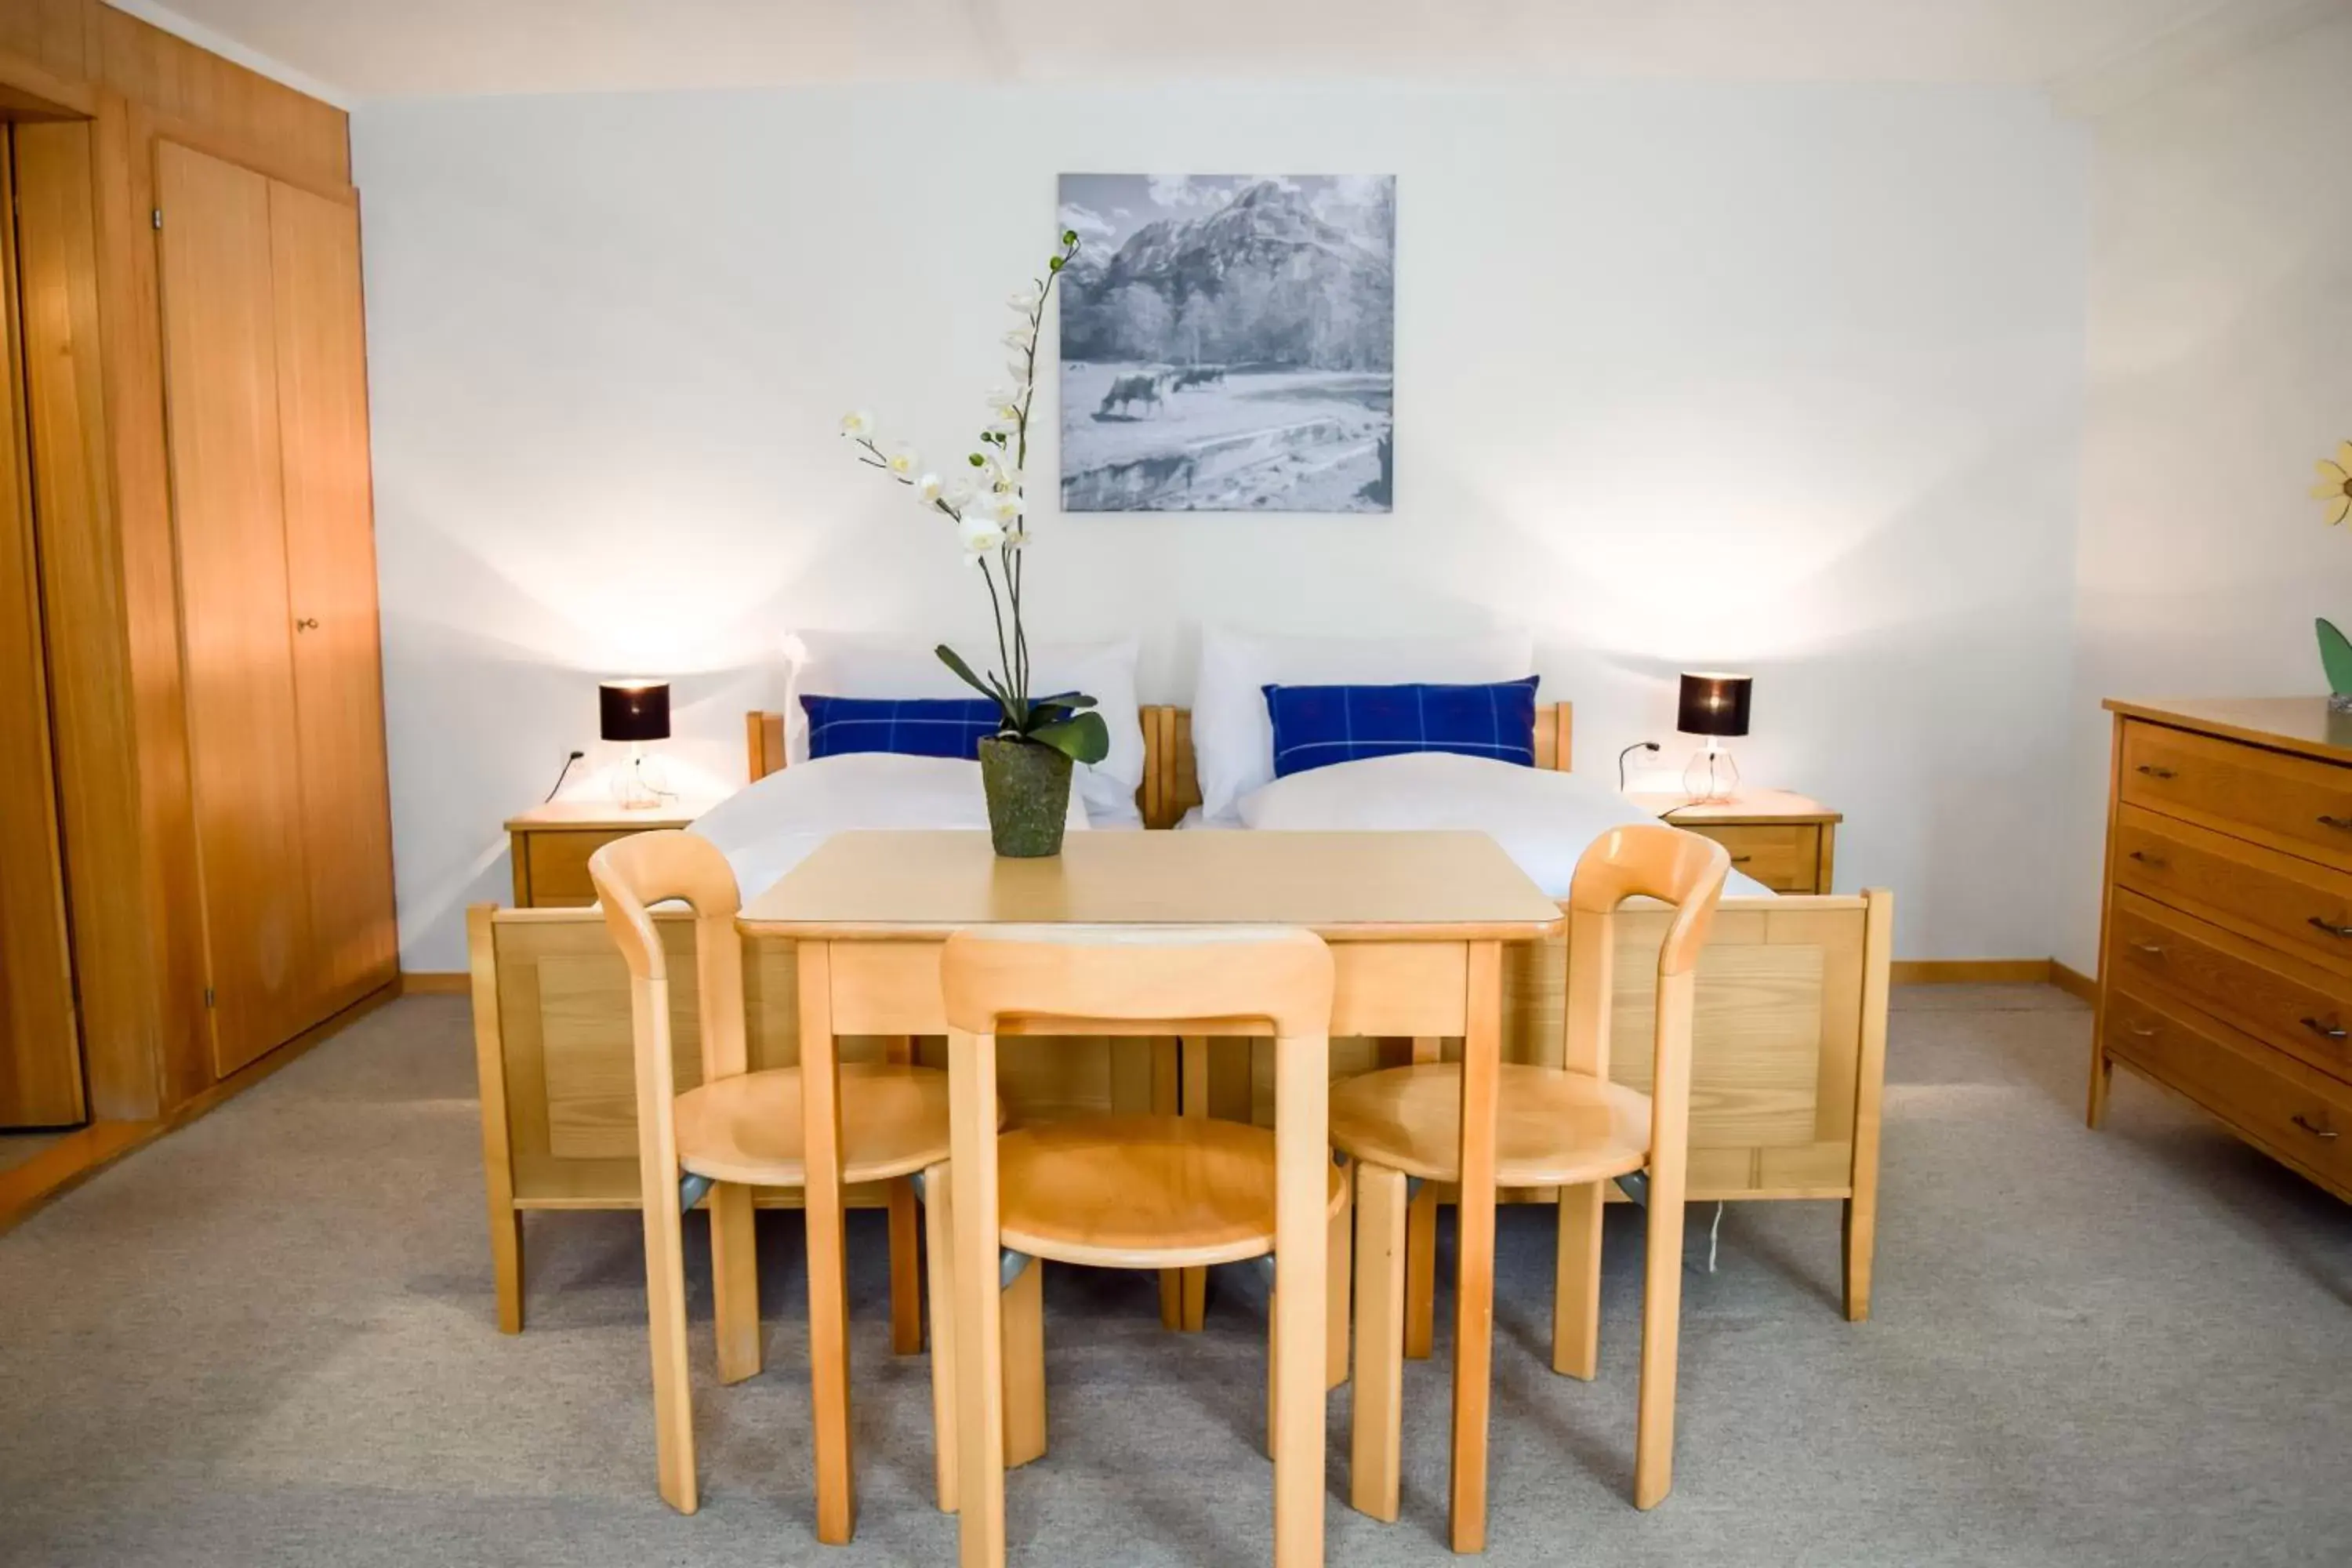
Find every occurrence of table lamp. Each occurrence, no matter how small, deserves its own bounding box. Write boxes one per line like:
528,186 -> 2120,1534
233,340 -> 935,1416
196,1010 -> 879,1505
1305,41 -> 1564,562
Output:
601,679 -> 670,809
1677,672 -> 1750,805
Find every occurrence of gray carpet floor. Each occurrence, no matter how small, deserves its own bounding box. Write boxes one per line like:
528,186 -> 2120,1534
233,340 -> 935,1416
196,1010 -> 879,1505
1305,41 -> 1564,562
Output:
2,985 -> 2346,1567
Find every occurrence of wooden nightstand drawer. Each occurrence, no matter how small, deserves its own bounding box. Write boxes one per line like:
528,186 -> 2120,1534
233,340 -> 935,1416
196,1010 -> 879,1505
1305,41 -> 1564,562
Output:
2120,720 -> 2352,873
2106,986 -> 2352,1194
1686,822 -> 1822,893
522,830 -> 619,907
506,800 -> 709,908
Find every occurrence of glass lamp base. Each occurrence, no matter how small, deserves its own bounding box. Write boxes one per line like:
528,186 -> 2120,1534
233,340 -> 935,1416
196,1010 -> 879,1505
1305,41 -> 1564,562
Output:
1682,745 -> 1740,805
611,747 -> 660,810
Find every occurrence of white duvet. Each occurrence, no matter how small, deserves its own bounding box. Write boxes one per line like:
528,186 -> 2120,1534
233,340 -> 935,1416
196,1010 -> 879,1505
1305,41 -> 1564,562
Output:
690,753 -> 1091,899
1225,752 -> 1776,900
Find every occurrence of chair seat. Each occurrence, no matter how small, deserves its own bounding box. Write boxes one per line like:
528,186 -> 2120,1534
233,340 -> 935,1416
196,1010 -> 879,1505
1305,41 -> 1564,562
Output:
674,1062 -> 985,1187
998,1114 -> 1347,1271
1328,1063 -> 1653,1187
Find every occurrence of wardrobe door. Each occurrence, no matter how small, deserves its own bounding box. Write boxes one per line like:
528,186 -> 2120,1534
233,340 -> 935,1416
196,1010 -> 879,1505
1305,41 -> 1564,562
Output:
0,132 -> 82,1127
269,180 -> 396,1011
155,140 -> 316,1078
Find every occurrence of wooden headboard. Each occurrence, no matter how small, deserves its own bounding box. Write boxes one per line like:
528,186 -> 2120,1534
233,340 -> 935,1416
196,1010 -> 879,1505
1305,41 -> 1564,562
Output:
744,703 -> 1573,830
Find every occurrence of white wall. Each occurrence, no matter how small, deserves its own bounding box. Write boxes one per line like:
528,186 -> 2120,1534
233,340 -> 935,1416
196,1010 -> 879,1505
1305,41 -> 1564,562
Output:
352,82 -> 2089,971
2056,16 -> 2352,974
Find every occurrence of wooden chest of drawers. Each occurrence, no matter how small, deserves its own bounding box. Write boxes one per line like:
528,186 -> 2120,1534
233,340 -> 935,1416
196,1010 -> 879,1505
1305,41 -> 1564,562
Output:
2092,699 -> 2352,1200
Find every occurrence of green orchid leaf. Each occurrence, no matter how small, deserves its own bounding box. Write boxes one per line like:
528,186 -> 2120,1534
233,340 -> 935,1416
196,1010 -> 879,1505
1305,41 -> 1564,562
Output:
935,644 -> 1020,724
1029,710 -> 1111,766
1023,691 -> 1098,717
2319,619 -> 2352,695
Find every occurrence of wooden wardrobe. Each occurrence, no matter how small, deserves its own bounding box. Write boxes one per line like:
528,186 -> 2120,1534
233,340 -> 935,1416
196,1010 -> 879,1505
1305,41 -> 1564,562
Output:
0,126 -> 83,1129
154,140 -> 397,1079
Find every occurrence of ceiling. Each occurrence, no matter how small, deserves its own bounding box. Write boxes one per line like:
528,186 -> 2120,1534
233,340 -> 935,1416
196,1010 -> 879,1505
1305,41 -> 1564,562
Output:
119,0 -> 2330,103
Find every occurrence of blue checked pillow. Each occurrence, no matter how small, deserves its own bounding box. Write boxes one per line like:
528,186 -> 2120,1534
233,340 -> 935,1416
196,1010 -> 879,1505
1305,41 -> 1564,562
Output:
800,695 -> 1003,761
1261,677 -> 1541,779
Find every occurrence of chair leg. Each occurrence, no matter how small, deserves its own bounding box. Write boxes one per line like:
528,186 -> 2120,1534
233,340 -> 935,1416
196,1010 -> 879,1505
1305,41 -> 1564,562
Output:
1403,1182 -> 1436,1359
1551,1180 -> 1602,1379
642,1163 -> 698,1514
891,1176 -> 924,1355
1349,1161 -> 1407,1523
1002,1255 -> 1048,1469
924,1161 -> 960,1514
710,1181 -> 763,1385
1327,1160 -> 1352,1390
1633,1160 -> 1687,1511
489,1203 -> 524,1334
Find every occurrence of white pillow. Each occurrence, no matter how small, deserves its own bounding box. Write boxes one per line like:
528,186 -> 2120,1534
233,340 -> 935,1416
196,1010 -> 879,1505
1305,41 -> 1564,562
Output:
783,631 -> 1143,824
1234,751 -> 1773,899
692,752 -> 1088,898
1189,625 -> 1536,823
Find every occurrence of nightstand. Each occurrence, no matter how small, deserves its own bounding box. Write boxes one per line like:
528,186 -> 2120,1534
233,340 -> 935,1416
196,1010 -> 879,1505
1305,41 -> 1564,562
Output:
1624,789 -> 1841,895
504,800 -> 706,907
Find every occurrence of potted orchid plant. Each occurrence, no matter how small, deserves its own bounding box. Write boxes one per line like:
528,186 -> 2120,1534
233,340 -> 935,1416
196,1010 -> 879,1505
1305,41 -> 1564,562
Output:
840,228 -> 1107,857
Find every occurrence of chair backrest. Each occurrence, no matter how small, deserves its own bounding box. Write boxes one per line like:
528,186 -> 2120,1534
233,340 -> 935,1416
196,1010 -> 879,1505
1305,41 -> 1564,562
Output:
1559,824 -> 1731,1132
588,830 -> 751,1101
940,926 -> 1334,1041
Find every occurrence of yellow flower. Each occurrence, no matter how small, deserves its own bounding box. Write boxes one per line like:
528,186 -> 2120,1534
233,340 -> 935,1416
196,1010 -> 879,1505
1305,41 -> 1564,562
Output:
2316,440 -> 2352,527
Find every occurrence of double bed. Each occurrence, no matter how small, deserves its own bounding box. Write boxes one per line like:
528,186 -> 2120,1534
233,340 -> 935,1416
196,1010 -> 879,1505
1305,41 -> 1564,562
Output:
467,702 -> 1891,1335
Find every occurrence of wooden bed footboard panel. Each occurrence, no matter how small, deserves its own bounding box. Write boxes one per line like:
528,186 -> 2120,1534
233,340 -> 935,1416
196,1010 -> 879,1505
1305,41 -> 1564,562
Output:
475,890 -> 1889,1212
1241,891 -> 1893,1203
473,905 -> 1163,1212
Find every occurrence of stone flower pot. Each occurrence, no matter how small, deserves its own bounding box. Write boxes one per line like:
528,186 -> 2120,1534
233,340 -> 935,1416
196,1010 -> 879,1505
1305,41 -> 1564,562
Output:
978,735 -> 1073,858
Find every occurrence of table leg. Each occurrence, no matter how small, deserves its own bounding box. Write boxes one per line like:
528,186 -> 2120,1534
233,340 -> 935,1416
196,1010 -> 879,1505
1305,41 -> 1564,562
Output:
949,1028 -> 1008,1568
1448,942 -> 1501,1555
1153,1037 -> 1185,1328
797,941 -> 856,1544
1404,1035 -> 1439,1359
887,1036 -> 924,1355
1178,1033 -> 1210,1331
1271,1028 -> 1329,1568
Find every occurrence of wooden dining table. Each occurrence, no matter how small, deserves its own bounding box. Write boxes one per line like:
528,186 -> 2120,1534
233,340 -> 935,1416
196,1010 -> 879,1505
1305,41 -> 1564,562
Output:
739,828 -> 1565,1559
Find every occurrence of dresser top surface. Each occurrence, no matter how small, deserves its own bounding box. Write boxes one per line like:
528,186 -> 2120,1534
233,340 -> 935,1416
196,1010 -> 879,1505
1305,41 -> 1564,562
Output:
2107,698 -> 2352,766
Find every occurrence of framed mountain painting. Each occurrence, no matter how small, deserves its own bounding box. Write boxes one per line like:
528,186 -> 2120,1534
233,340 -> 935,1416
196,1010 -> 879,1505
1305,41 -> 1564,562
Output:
1056,174 -> 1396,513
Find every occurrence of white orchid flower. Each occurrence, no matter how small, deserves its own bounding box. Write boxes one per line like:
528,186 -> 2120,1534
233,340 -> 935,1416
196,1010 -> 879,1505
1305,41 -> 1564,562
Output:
883,443 -> 920,478
942,475 -> 977,511
957,510 -> 1006,555
1003,323 -> 1036,352
840,409 -> 875,439
1008,286 -> 1043,315
915,472 -> 945,506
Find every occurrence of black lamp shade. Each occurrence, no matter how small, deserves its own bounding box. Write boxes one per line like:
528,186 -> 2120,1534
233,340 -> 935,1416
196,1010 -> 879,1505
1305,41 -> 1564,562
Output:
1676,673 -> 1751,738
600,681 -> 670,743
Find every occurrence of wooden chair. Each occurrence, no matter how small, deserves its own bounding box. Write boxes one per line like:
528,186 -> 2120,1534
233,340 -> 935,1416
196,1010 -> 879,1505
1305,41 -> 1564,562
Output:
936,926 -> 1345,1568
1332,822 -> 1730,1522
589,830 -> 1036,1518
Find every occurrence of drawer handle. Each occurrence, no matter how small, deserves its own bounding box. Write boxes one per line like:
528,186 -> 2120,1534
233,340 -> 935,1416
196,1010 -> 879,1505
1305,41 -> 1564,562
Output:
1729,855 -> 1754,865
2299,1017 -> 2348,1041
2123,1021 -> 2160,1039
2318,815 -> 2352,833
2127,849 -> 2168,869
2129,941 -> 2165,958
2308,916 -> 2352,940
2292,1114 -> 2340,1142
2134,764 -> 2177,780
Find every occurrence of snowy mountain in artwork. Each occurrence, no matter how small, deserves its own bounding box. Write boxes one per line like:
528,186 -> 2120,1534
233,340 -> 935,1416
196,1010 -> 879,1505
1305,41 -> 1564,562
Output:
1057,174 -> 1395,513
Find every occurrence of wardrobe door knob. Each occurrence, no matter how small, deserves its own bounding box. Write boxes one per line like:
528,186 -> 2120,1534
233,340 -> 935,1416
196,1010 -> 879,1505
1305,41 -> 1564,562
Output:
296,617 -> 321,630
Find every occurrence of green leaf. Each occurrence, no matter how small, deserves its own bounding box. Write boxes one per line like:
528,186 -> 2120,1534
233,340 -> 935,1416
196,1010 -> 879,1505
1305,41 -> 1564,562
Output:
1024,691 -> 1098,714
935,644 -> 1018,723
969,453 -> 986,466
1029,710 -> 1110,765
2319,619 -> 2352,695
